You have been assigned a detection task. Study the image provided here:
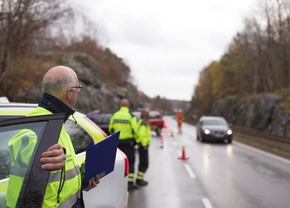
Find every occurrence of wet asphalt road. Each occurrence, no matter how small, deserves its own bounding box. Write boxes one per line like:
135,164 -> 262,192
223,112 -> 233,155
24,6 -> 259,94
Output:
128,116 -> 290,208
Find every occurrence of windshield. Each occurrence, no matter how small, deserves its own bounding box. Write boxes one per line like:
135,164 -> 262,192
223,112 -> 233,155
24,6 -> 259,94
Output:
203,119 -> 227,126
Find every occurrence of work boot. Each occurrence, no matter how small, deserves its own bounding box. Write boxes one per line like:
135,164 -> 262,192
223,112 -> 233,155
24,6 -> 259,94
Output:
136,179 -> 148,186
128,182 -> 138,190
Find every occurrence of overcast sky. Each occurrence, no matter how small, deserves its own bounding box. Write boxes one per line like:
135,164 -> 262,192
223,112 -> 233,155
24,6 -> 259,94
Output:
74,0 -> 257,101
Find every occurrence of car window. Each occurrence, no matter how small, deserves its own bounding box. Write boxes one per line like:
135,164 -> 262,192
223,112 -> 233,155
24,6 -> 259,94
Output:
149,113 -> 160,119
90,117 -> 103,124
90,116 -> 111,125
102,116 -> 111,124
132,113 -> 140,120
203,119 -> 226,126
0,114 -> 65,207
64,119 -> 94,154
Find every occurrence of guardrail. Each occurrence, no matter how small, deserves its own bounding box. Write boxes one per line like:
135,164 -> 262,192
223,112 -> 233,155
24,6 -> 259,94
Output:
232,126 -> 290,144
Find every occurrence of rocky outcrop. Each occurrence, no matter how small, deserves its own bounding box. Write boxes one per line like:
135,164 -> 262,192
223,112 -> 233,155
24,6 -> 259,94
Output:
211,94 -> 290,136
24,52 -> 146,113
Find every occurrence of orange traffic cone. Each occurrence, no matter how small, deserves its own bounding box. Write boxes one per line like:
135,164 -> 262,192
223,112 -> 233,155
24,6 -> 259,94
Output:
170,131 -> 174,138
178,146 -> 189,160
163,123 -> 168,130
160,133 -> 164,149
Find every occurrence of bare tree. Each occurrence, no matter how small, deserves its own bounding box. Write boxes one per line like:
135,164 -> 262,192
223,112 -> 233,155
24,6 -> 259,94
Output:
0,0 -> 71,78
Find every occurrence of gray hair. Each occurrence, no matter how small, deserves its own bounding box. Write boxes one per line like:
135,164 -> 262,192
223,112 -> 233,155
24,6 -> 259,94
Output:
42,73 -> 75,96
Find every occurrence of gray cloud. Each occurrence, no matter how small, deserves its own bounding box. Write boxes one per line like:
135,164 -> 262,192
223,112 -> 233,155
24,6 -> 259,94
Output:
74,0 -> 256,100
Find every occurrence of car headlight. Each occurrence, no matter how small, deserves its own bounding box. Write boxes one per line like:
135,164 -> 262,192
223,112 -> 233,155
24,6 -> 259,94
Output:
227,130 -> 232,135
204,129 -> 211,134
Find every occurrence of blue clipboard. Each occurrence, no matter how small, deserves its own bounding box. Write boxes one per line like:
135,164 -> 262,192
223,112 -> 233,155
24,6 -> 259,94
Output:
83,131 -> 120,188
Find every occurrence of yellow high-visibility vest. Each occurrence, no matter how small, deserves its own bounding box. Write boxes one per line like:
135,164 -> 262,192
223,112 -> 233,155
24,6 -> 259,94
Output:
109,107 -> 138,141
136,119 -> 152,147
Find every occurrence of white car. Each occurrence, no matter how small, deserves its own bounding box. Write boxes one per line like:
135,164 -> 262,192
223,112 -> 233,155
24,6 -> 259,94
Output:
0,102 -> 129,208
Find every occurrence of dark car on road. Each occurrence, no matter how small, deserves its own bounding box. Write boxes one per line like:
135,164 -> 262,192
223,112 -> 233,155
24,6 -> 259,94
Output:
196,116 -> 232,143
86,112 -> 112,135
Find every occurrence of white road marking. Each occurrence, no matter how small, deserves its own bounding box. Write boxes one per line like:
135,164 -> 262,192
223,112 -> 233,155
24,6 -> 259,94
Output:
184,163 -> 196,178
202,198 -> 213,208
234,141 -> 290,165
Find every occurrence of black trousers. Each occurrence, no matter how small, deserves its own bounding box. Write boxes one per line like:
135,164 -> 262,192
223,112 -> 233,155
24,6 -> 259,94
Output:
138,145 -> 149,173
118,141 -> 135,173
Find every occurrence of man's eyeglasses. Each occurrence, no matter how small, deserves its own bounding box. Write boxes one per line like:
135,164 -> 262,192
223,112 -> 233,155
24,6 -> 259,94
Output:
71,85 -> 82,92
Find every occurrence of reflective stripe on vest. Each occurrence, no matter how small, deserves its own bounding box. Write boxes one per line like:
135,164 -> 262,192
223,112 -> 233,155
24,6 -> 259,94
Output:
48,165 -> 80,183
9,166 -> 27,178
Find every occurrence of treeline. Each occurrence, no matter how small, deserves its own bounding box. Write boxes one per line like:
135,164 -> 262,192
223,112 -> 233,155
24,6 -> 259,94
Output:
192,0 -> 290,116
0,0 -> 131,98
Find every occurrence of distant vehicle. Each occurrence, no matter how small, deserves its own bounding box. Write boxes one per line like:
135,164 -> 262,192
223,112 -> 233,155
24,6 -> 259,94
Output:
86,112 -> 112,135
196,116 -> 232,143
132,110 -> 165,136
0,102 -> 128,208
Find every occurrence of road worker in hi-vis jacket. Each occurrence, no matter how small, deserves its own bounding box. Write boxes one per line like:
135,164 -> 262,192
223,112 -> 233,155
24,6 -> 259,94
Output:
176,109 -> 184,133
109,99 -> 138,190
136,108 -> 152,186
6,66 -> 100,208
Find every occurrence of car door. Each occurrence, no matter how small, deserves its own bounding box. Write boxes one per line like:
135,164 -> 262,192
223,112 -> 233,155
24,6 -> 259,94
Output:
0,113 -> 65,208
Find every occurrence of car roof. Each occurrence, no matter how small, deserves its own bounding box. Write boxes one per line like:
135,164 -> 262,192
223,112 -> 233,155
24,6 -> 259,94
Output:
200,116 -> 226,121
0,102 -> 86,117
0,102 -> 37,108
149,111 -> 161,114
132,110 -> 160,114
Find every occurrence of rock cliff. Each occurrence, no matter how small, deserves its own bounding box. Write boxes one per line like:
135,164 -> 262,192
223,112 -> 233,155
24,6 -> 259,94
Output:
24,52 -> 147,113
211,94 -> 290,137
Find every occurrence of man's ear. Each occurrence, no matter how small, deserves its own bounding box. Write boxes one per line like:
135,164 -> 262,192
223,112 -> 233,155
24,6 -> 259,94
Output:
66,89 -> 73,99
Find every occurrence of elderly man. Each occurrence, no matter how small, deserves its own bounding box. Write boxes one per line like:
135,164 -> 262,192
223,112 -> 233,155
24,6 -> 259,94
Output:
6,66 -> 99,208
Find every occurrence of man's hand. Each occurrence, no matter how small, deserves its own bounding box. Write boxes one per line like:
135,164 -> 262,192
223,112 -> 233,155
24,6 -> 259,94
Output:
83,175 -> 100,191
40,143 -> 66,170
